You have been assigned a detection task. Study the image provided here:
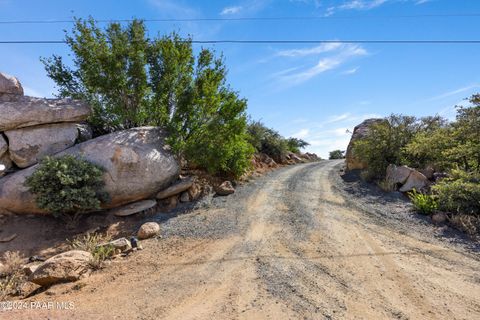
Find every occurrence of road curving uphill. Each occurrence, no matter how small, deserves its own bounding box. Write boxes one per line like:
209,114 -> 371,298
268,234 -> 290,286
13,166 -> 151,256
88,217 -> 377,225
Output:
8,160 -> 480,320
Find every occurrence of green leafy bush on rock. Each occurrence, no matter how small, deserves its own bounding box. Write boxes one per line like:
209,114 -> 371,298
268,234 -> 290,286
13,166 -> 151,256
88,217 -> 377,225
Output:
25,155 -> 109,217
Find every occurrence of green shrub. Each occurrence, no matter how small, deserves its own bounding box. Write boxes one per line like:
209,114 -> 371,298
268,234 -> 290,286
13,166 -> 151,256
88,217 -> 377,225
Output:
246,120 -> 308,163
432,170 -> 480,216
43,18 -> 255,178
329,150 -> 345,160
25,155 -> 108,217
408,189 -> 438,215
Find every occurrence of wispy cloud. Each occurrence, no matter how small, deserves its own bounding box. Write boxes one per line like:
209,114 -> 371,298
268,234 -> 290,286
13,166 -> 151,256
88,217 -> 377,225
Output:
220,0 -> 272,16
427,84 -> 480,101
275,44 -> 367,85
341,67 -> 359,75
276,43 -> 342,57
324,0 -> 431,16
288,112 -> 382,158
220,6 -> 243,15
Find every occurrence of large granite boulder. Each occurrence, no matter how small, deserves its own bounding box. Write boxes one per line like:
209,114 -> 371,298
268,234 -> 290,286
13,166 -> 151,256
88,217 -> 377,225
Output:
0,127 -> 179,215
0,72 -> 23,96
29,250 -> 92,286
5,123 -> 79,168
386,164 -> 414,185
345,118 -> 385,171
0,97 -> 91,131
399,170 -> 429,193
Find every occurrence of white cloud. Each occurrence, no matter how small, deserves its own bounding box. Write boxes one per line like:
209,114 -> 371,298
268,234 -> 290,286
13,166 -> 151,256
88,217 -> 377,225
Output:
286,112 -> 383,158
341,67 -> 359,75
276,42 -> 342,57
427,84 -> 480,101
325,0 -> 431,16
220,6 -> 243,15
292,128 -> 310,138
275,44 -> 367,85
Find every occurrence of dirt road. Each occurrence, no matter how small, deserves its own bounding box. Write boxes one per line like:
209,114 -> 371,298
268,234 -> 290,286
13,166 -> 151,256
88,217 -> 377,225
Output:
7,161 -> 480,319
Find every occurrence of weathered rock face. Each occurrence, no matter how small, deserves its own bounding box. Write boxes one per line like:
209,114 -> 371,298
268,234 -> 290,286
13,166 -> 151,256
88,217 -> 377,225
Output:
399,170 -> 429,192
29,250 -> 92,286
5,123 -> 79,168
0,127 -> 179,214
345,118 -> 385,171
0,136 -> 9,176
386,164 -> 414,185
0,97 -> 91,131
0,72 -> 23,96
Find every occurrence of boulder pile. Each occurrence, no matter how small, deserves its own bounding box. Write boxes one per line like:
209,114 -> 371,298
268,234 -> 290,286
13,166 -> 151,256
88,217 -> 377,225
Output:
0,73 -> 180,215
0,72 -> 91,176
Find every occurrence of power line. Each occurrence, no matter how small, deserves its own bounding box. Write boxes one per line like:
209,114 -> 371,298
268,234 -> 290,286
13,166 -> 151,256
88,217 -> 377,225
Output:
1,13 -> 480,24
1,40 -> 480,45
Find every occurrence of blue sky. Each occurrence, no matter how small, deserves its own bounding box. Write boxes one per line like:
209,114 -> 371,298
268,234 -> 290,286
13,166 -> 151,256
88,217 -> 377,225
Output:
1,0 -> 479,158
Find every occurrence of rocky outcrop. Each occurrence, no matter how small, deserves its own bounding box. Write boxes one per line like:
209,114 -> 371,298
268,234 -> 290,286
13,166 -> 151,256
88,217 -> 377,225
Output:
137,222 -> 160,240
0,127 -> 179,214
29,250 -> 92,286
0,97 -> 91,132
345,118 -> 385,171
5,123 -> 79,168
0,72 -> 23,97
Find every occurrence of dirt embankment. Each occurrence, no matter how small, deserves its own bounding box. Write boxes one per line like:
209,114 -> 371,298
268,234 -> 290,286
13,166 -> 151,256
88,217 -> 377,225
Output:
4,160 -> 480,320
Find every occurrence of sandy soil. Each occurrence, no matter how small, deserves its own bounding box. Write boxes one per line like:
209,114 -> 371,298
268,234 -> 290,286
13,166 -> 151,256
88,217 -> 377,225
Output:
3,160 -> 480,319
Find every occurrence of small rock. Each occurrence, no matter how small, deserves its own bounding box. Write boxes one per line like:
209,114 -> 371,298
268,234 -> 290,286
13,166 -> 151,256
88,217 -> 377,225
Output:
29,250 -> 92,287
22,264 -> 40,276
161,195 -> 179,211
18,282 -> 40,298
138,222 -> 160,240
110,200 -> 157,217
187,184 -> 201,201
432,212 -> 447,224
180,191 -> 191,203
96,238 -> 132,252
216,181 -> 235,196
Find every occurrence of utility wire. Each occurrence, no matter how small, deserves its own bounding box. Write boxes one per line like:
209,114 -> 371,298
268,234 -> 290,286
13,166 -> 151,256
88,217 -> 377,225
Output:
1,40 -> 480,45
0,13 -> 480,24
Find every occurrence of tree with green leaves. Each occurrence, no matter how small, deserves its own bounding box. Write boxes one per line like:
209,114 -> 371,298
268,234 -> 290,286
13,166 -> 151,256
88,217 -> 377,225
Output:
42,18 -> 253,177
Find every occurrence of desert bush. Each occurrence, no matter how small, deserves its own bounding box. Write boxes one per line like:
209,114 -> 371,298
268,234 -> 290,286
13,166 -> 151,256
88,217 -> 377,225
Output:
43,18 -> 253,178
0,251 -> 25,299
68,232 -> 115,269
247,120 -> 308,163
329,150 -> 345,160
377,178 -> 396,192
449,214 -> 480,236
25,155 -> 109,218
432,169 -> 480,216
408,189 -> 438,215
